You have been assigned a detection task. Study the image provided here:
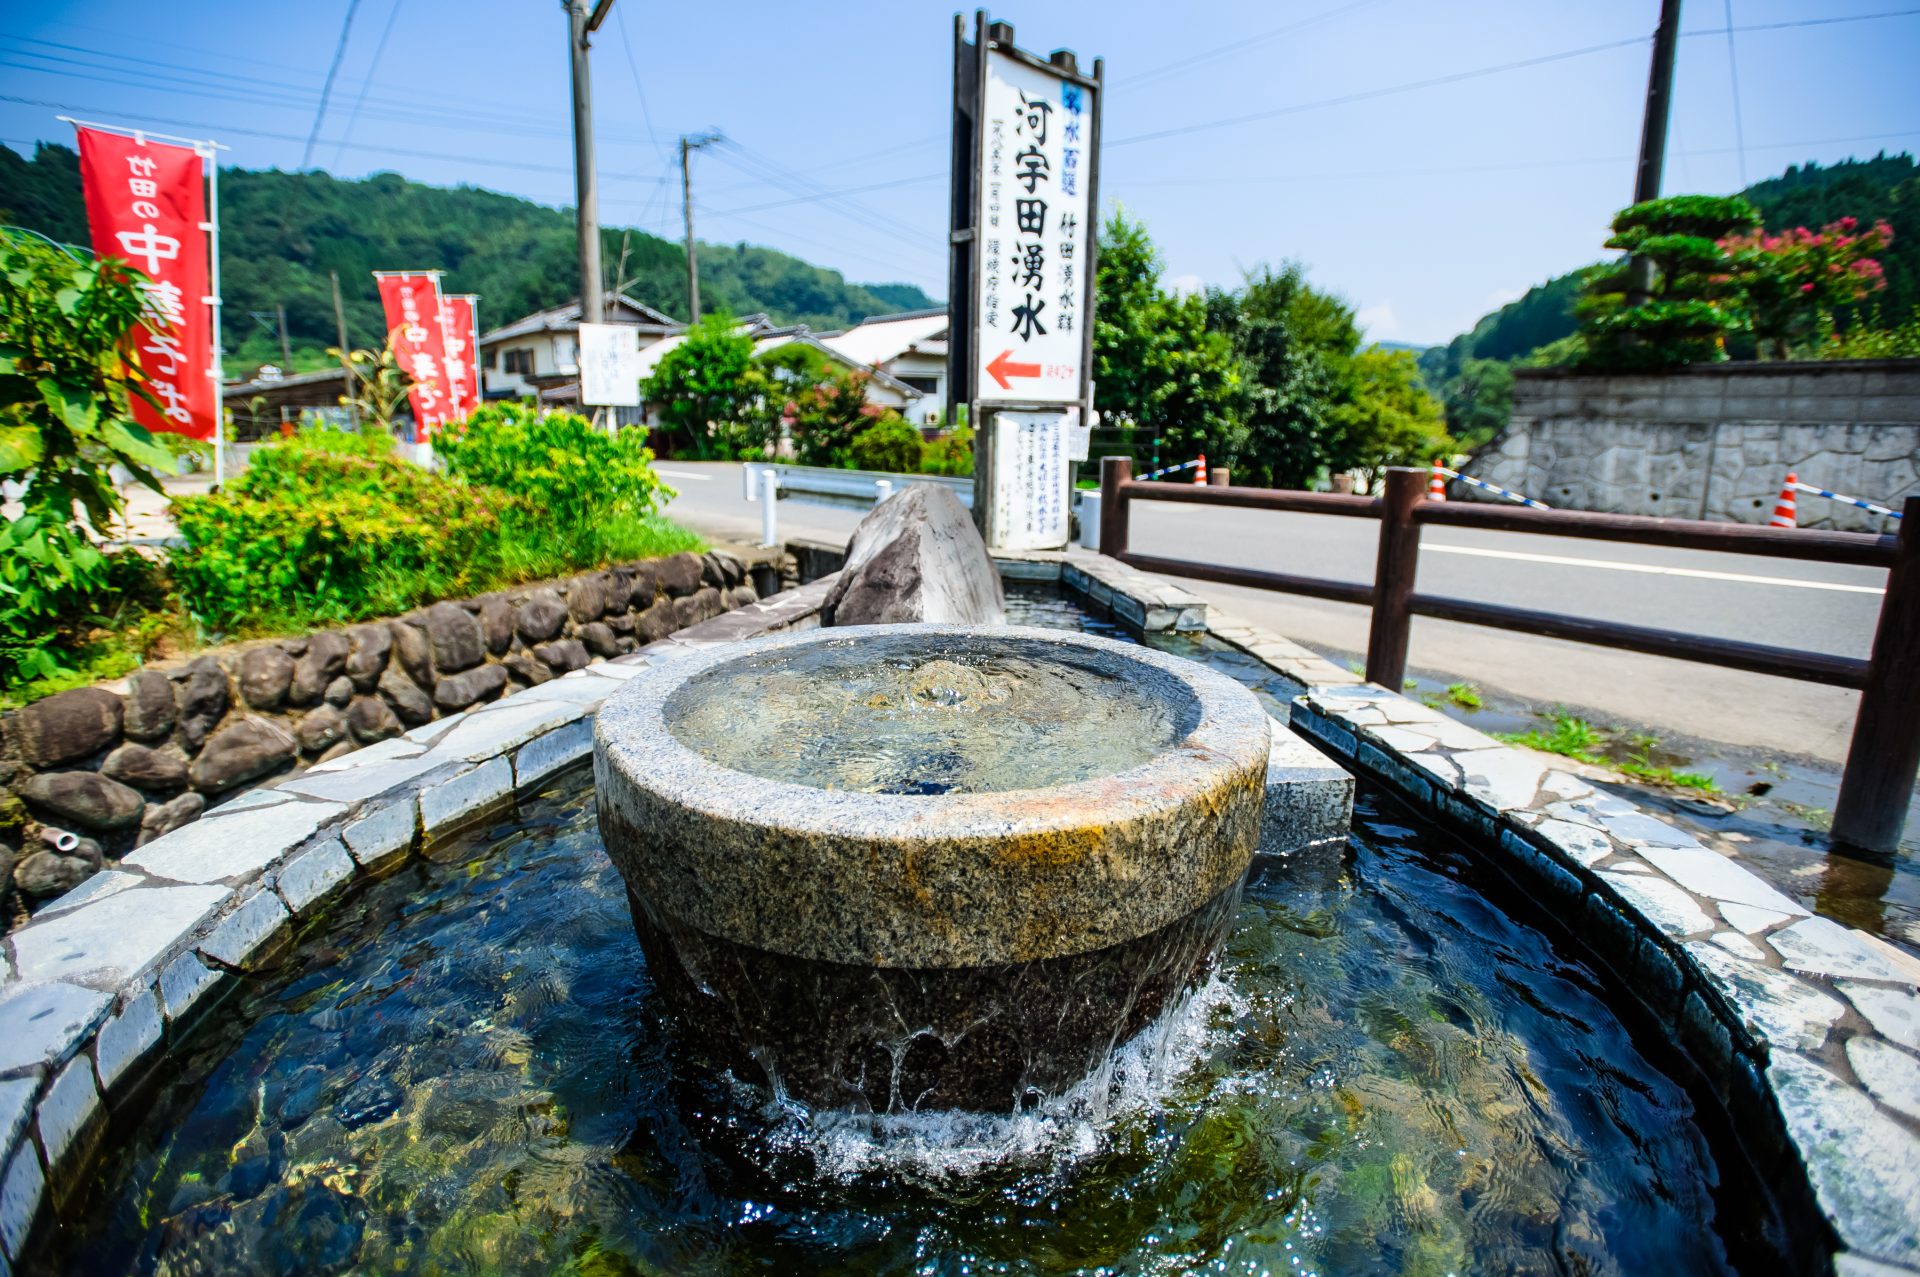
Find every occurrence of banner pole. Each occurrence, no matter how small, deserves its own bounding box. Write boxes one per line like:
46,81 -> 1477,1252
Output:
204,142 -> 225,487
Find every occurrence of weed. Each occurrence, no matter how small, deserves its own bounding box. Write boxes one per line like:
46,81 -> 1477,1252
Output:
1498,711 -> 1719,792
1444,682 -> 1483,710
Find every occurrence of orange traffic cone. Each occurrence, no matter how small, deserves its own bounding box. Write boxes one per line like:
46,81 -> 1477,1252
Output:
1428,462 -> 1448,500
1193,453 -> 1208,484
1769,472 -> 1798,528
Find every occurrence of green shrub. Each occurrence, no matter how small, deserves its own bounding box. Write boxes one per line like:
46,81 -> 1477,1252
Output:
848,414 -> 924,473
919,424 -> 975,477
172,446 -> 512,630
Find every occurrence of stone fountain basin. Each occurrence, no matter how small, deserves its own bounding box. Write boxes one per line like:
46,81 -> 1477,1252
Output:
593,624 -> 1272,970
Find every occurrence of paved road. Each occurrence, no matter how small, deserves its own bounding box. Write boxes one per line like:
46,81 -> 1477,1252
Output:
656,462 -> 1885,765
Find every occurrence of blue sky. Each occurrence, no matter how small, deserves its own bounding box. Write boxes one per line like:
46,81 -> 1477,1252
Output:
4,1 -> 1917,344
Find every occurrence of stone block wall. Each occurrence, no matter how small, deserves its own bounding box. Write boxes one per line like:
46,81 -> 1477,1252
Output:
0,550 -> 757,927
1463,359 -> 1920,530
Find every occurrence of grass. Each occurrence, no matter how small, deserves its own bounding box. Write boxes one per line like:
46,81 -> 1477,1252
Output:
1496,711 -> 1719,792
1444,681 -> 1482,710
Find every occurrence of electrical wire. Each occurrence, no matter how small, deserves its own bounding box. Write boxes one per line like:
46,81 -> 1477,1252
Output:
1128,0 -> 1389,88
303,0 -> 362,168
612,4 -> 668,163
331,0 -> 402,169
1722,0 -> 1748,186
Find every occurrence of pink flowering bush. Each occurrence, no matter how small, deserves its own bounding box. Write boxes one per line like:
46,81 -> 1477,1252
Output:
1720,216 -> 1893,358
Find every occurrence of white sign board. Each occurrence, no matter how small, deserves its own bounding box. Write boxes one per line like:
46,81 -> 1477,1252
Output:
577,323 -> 642,407
988,410 -> 1070,550
974,48 -> 1094,406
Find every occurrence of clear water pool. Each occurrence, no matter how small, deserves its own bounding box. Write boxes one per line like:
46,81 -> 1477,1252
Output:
35,588 -> 1754,1275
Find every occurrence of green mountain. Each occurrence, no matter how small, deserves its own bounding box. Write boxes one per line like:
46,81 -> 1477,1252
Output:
0,142 -> 938,371
1422,153 -> 1920,386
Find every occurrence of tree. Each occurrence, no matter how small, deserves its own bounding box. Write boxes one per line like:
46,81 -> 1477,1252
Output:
640,314 -> 758,459
1440,357 -> 1514,452
1092,211 -> 1245,470
1327,346 -> 1451,489
789,367 -> 881,468
1205,262 -> 1358,489
849,414 -> 924,473
1576,195 -> 1760,371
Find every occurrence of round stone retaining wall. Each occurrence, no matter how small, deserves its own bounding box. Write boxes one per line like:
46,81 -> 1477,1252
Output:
1,550 -> 760,931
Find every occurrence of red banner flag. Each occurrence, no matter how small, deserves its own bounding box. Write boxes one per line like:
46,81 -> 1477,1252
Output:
75,127 -> 217,441
375,272 -> 453,439
441,293 -> 480,423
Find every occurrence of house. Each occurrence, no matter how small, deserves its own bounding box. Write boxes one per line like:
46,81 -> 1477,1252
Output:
620,314 -> 926,428
818,308 -> 950,425
222,366 -> 352,439
478,292 -> 681,400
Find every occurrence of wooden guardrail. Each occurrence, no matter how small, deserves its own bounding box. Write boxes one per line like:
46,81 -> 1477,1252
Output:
1098,457 -> 1920,854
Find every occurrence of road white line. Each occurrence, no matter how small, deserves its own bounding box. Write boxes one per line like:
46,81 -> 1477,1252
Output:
1424,541 -> 1884,595
653,469 -> 713,481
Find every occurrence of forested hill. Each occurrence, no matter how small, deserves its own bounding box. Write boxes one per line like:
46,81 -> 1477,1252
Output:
1422,154 -> 1920,384
0,142 -> 937,370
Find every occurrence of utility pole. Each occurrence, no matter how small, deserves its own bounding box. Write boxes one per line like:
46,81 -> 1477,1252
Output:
1626,0 -> 1683,305
567,0 -> 616,324
275,302 -> 293,369
680,131 -> 721,323
329,268 -> 358,425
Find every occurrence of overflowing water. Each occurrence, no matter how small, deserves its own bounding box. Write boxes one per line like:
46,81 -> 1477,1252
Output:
35,591 -> 1751,1274
664,631 -> 1196,794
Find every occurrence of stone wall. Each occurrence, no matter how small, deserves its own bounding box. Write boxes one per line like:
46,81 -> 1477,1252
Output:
0,550 -> 758,926
1463,359 -> 1920,530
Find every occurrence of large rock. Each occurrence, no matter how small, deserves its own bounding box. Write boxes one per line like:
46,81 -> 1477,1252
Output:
345,624 -> 392,690
533,638 -> 589,674
424,601 -> 485,673
20,770 -> 145,831
348,695 -> 402,743
377,666 -> 435,726
139,792 -> 205,845
291,631 -> 351,705
516,589 -> 568,644
123,670 -> 177,741
295,704 -> 348,754
625,563 -> 660,610
101,742 -> 190,791
239,645 -> 296,710
6,686 -> 124,767
567,574 -> 608,623
433,663 -> 509,711
822,485 -> 1006,626
656,552 -> 705,597
189,717 -> 297,793
324,675 -> 354,707
389,620 -> 434,687
636,599 -> 678,644
15,849 -> 98,899
177,655 -> 231,749
579,622 -> 621,658
479,595 -> 514,654
503,653 -> 553,686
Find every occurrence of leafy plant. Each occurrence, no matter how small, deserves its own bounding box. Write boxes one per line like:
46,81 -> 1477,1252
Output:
640,314 -> 759,459
1444,682 -> 1482,710
919,423 -> 974,477
330,344 -> 412,434
848,413 -> 924,473
788,367 -> 884,469
0,230 -> 178,682
1721,217 -> 1894,358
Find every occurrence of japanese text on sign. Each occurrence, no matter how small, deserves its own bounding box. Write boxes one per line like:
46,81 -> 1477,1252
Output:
374,272 -> 454,439
974,48 -> 1093,405
988,411 -> 1070,550
75,129 -> 218,441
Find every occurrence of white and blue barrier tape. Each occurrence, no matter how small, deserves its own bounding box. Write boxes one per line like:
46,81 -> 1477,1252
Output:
1437,467 -> 1552,510
1138,458 -> 1203,481
1789,481 -> 1903,520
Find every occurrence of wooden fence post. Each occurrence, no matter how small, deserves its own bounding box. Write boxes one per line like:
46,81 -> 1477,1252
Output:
1100,456 -> 1132,558
1833,494 -> 1920,854
1365,467 -> 1427,687
1208,467 -> 1230,487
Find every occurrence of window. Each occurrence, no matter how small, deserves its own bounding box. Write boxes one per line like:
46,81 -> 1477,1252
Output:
901,375 -> 939,395
503,348 -> 534,376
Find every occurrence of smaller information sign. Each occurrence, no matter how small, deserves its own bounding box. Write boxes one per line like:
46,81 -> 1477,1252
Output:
988,410 -> 1070,550
578,323 -> 642,407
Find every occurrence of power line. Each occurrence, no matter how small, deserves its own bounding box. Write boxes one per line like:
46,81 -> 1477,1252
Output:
332,0 -> 402,169
1680,7 -> 1920,36
1722,0 -> 1748,186
1128,0 -> 1389,88
708,173 -> 943,218
1110,34 -> 1650,149
612,3 -> 667,163
303,0 -> 362,168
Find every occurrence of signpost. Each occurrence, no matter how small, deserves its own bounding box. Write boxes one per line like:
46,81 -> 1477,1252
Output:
948,13 -> 1101,550
577,322 -> 642,413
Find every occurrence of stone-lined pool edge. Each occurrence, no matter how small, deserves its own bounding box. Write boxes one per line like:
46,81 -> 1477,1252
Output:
1205,610 -> 1919,1276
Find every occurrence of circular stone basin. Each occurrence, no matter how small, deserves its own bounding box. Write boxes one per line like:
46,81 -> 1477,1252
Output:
593,625 -> 1271,1112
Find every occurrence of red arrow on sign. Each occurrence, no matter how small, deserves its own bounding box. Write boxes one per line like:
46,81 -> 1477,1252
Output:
985,348 -> 1042,390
